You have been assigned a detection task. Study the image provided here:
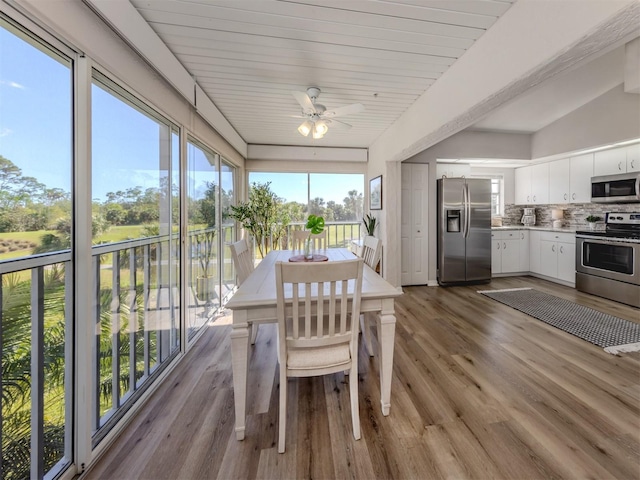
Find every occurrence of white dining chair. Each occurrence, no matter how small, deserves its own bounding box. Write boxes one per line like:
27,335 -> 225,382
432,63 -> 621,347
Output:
291,229 -> 309,251
230,238 -> 259,344
291,229 -> 326,251
275,257 -> 364,453
359,236 -> 382,357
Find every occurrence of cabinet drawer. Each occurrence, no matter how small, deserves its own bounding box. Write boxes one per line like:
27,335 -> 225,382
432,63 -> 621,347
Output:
540,231 -> 575,244
491,230 -> 523,240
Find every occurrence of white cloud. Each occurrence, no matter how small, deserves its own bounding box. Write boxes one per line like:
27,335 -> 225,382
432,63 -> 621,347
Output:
0,128 -> 13,137
0,80 -> 25,89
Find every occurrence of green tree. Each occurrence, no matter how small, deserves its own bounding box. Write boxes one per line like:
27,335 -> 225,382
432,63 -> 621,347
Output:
229,182 -> 286,257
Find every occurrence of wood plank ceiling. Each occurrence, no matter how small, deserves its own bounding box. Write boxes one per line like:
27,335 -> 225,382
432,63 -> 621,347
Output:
130,0 -> 515,148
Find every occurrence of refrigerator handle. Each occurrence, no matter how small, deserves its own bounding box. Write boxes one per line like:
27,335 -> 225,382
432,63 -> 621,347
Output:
463,183 -> 470,238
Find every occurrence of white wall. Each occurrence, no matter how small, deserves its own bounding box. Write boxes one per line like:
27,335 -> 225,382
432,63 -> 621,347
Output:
532,84 -> 640,159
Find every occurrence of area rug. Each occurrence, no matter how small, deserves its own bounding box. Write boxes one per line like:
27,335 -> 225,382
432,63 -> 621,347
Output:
478,288 -> 640,355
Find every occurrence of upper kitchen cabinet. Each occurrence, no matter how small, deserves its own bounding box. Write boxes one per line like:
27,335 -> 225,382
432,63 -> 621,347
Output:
549,158 -> 570,203
594,146 -> 630,176
569,153 -> 594,203
515,163 -> 549,205
530,163 -> 549,204
515,166 -> 531,204
549,154 -> 594,204
627,144 -> 640,172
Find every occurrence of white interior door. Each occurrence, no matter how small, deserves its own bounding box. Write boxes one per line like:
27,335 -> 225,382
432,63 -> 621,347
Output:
401,163 -> 429,285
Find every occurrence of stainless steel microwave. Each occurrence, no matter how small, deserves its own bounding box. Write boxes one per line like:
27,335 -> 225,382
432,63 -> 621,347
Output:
591,172 -> 640,203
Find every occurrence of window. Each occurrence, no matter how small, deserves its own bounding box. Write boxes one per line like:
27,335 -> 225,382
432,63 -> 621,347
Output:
472,174 -> 504,216
0,20 -> 73,479
91,72 -> 180,440
247,172 -> 364,248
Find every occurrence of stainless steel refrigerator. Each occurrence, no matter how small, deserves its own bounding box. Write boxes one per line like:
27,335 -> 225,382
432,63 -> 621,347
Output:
437,178 -> 492,286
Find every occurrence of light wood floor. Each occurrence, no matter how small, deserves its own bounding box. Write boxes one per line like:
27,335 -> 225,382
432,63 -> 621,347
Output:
85,276 -> 640,480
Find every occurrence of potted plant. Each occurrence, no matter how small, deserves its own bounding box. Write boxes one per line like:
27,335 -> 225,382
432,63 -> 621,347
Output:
195,182 -> 217,302
303,214 -> 325,259
229,182 -> 288,258
363,213 -> 378,237
585,215 -> 601,230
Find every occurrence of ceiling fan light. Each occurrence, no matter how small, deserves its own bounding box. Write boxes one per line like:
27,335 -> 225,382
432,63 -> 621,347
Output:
314,120 -> 328,137
297,120 -> 312,136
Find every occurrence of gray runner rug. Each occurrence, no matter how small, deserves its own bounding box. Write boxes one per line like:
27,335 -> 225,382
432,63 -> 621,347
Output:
478,288 -> 640,354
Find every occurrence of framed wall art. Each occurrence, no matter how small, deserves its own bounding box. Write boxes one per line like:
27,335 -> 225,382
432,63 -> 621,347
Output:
370,175 -> 382,210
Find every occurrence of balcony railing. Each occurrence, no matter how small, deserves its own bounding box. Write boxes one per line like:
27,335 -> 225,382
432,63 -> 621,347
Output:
0,220 -> 361,479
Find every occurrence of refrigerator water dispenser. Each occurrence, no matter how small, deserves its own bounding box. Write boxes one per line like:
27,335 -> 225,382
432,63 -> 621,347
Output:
446,210 -> 461,232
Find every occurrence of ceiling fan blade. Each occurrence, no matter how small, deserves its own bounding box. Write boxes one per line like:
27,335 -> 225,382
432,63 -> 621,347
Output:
291,91 -> 316,114
327,119 -> 352,130
323,103 -> 365,118
289,114 -> 307,119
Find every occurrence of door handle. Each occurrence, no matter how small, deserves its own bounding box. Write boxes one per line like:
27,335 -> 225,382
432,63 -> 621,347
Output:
497,243 -> 500,250
552,245 -> 556,253
572,193 -> 576,200
503,242 -> 506,249
632,159 -> 636,169
564,193 -> 567,200
521,233 -> 524,239
618,161 -> 622,171
560,245 -> 564,254
533,195 -> 537,202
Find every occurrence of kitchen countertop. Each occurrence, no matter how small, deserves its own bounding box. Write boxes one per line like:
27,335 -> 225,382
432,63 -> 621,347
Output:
492,225 -> 578,233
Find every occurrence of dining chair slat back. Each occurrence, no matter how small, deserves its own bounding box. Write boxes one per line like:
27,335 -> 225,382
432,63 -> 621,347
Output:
230,238 -> 258,344
358,235 -> 382,357
291,229 -> 327,250
275,258 -> 364,453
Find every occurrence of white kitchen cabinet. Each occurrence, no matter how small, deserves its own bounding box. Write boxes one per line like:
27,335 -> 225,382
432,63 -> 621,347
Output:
436,163 -> 471,179
569,153 -> 594,203
515,167 -> 531,204
530,163 -> 549,204
549,158 -> 570,203
538,231 -> 575,284
518,230 -> 529,271
491,230 -> 527,275
529,230 -> 541,274
557,240 -> 576,283
627,144 -> 640,172
594,147 -> 626,176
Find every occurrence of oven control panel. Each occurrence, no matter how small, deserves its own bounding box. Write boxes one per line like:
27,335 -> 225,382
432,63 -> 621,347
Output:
605,212 -> 640,225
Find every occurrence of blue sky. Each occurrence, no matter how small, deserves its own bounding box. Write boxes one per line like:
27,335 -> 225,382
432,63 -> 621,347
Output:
1,26 -> 363,205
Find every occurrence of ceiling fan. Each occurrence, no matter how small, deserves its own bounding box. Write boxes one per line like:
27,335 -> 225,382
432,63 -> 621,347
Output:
291,87 -> 365,139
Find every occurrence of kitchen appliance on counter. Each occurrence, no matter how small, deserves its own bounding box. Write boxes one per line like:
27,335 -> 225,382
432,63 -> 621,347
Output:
521,208 -> 536,226
576,212 -> 640,307
437,178 -> 491,286
591,172 -> 640,203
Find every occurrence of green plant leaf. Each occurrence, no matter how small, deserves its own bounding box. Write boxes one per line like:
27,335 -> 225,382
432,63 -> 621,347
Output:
305,214 -> 325,234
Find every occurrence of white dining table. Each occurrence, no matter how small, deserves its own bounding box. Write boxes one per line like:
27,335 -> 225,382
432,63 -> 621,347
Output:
225,248 -> 403,440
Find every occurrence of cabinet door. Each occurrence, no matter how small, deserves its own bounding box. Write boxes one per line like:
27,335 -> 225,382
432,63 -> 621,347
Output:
515,167 -> 531,205
557,241 -> 576,283
501,238 -> 520,273
529,230 -> 541,274
627,144 -> 640,172
539,240 -> 558,278
491,239 -> 502,274
549,158 -> 570,203
570,153 -> 594,203
531,163 -> 549,204
519,230 -> 529,271
594,147 -> 626,176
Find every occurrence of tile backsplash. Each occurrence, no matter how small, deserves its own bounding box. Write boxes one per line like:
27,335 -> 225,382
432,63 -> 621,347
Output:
502,203 -> 639,228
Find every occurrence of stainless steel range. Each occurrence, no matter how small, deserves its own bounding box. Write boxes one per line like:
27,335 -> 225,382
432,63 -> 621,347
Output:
576,212 -> 640,308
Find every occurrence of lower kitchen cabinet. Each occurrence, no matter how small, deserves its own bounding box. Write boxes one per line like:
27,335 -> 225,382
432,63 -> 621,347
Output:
539,231 -> 576,284
492,230 -> 528,274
